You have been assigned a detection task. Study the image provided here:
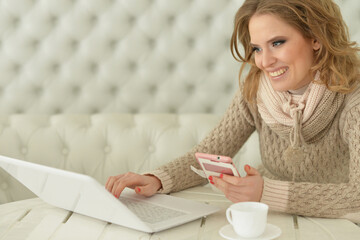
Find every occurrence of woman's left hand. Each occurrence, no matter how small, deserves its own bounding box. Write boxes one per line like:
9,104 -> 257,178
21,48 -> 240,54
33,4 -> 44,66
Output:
210,165 -> 264,202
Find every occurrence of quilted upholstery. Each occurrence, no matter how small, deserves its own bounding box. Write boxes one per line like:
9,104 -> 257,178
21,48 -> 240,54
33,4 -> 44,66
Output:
0,0 -> 357,115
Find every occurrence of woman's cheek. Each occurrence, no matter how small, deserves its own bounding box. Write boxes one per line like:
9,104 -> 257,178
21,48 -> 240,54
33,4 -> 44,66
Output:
254,56 -> 262,70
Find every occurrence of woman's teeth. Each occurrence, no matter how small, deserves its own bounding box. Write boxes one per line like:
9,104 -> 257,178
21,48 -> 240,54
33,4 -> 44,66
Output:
269,68 -> 287,77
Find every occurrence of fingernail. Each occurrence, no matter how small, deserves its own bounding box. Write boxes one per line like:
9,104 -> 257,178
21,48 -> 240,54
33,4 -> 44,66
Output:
208,176 -> 213,181
136,187 -> 141,192
210,181 -> 214,185
220,173 -> 223,179
245,165 -> 250,171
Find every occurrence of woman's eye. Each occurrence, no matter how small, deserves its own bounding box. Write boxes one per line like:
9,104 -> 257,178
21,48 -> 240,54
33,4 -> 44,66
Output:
252,47 -> 261,53
273,40 -> 286,47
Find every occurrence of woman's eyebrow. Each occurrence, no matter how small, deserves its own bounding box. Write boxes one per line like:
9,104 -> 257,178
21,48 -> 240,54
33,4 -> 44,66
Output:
250,36 -> 287,47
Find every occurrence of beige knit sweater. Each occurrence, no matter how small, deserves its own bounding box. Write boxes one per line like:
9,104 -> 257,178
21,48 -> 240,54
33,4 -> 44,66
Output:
149,86 -> 360,223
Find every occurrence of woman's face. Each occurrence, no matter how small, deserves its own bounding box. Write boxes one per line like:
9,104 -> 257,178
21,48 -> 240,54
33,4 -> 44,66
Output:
249,14 -> 320,92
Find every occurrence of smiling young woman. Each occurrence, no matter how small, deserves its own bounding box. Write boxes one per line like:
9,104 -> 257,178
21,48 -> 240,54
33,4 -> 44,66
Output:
231,0 -> 359,102
106,0 -> 360,223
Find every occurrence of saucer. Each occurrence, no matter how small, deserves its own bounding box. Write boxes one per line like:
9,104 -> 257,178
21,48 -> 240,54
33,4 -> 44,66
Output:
219,223 -> 281,240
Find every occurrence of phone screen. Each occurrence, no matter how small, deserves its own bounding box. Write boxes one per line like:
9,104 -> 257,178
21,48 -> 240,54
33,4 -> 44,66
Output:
202,163 -> 234,176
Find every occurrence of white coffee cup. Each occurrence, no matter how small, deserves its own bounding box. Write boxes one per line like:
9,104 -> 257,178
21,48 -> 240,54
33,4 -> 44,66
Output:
226,202 -> 269,238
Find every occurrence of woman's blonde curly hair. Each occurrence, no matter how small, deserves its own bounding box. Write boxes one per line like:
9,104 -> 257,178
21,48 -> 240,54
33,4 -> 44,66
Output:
231,0 -> 360,102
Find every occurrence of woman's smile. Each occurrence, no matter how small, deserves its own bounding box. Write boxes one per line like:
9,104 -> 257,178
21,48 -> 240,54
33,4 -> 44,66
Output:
269,67 -> 288,78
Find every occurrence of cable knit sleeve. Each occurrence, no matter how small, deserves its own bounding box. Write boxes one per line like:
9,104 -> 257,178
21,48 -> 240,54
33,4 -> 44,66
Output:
147,90 -> 256,193
261,103 -> 360,223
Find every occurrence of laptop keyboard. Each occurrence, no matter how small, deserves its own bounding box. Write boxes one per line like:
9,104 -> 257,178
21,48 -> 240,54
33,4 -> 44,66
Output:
119,197 -> 186,224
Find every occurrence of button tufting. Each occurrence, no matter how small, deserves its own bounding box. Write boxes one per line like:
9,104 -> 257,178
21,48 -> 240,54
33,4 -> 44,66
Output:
15,108 -> 24,114
12,17 -> 20,27
148,38 -> 155,48
1,182 -> 8,190
90,15 -> 98,24
204,14 -> 213,24
32,86 -> 43,95
168,107 -> 177,113
206,61 -> 214,70
224,38 -> 231,48
62,148 -> 69,155
51,63 -> 60,73
70,39 -> 78,49
167,62 -> 176,72
53,108 -> 62,114
90,107 -> 99,114
49,15 -> 58,25
21,147 -> 27,155
186,84 -> 195,93
167,15 -> 175,25
72,86 -> 81,95
128,61 -> 137,71
109,39 -> 118,49
89,62 -> 98,73
31,39 -> 39,49
148,145 -> 155,153
108,86 -> 118,95
224,83 -> 233,92
13,64 -> 21,73
127,15 -> 136,25
187,38 -> 195,48
205,106 -> 213,113
129,107 -> 138,114
104,146 -> 111,153
148,85 -> 157,94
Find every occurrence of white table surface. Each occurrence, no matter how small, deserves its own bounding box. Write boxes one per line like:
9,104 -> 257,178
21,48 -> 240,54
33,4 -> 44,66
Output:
1,185 -> 360,240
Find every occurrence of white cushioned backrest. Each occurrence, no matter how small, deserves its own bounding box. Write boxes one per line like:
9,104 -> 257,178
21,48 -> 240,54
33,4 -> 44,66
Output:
0,0 -> 358,115
0,114 -> 259,202
0,114 -> 262,203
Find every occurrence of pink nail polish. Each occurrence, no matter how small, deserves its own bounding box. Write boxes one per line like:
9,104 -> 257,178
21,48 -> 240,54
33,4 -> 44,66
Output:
209,176 -> 213,181
210,181 -> 214,185
220,173 -> 223,179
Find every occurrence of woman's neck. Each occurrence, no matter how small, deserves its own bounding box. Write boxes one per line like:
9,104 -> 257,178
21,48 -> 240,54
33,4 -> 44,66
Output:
288,84 -> 309,95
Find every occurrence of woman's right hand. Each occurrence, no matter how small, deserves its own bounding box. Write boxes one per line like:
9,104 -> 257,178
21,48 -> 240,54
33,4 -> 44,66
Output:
105,172 -> 162,198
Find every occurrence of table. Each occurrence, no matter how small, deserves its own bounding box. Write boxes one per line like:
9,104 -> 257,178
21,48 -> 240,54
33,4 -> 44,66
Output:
1,185 -> 360,240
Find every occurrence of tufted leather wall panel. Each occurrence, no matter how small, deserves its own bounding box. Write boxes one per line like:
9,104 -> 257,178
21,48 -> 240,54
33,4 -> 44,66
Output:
0,0 -> 358,115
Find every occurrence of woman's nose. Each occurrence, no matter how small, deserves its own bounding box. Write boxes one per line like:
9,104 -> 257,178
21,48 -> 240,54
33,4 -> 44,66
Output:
261,50 -> 276,68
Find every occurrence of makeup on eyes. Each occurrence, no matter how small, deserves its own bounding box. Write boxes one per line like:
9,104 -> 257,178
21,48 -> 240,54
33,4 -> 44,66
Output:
272,40 -> 286,46
250,37 -> 287,53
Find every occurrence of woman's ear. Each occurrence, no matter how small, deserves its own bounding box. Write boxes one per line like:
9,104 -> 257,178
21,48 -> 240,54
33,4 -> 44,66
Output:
312,39 -> 321,51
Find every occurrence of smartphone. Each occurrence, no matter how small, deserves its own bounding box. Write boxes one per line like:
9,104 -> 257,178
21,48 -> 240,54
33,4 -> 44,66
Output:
195,152 -> 240,179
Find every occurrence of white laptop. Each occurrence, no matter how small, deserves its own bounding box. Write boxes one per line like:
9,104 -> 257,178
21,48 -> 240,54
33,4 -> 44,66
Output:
0,155 -> 220,233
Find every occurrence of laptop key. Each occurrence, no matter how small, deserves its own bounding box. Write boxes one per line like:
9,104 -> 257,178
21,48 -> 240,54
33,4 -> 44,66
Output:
119,197 -> 186,224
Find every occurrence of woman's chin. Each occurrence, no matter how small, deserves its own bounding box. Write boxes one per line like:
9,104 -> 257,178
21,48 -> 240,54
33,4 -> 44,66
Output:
269,82 -> 291,92
267,71 -> 291,92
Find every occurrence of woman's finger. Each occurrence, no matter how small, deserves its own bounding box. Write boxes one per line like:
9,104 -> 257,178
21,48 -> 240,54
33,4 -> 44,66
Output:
105,175 -> 122,191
